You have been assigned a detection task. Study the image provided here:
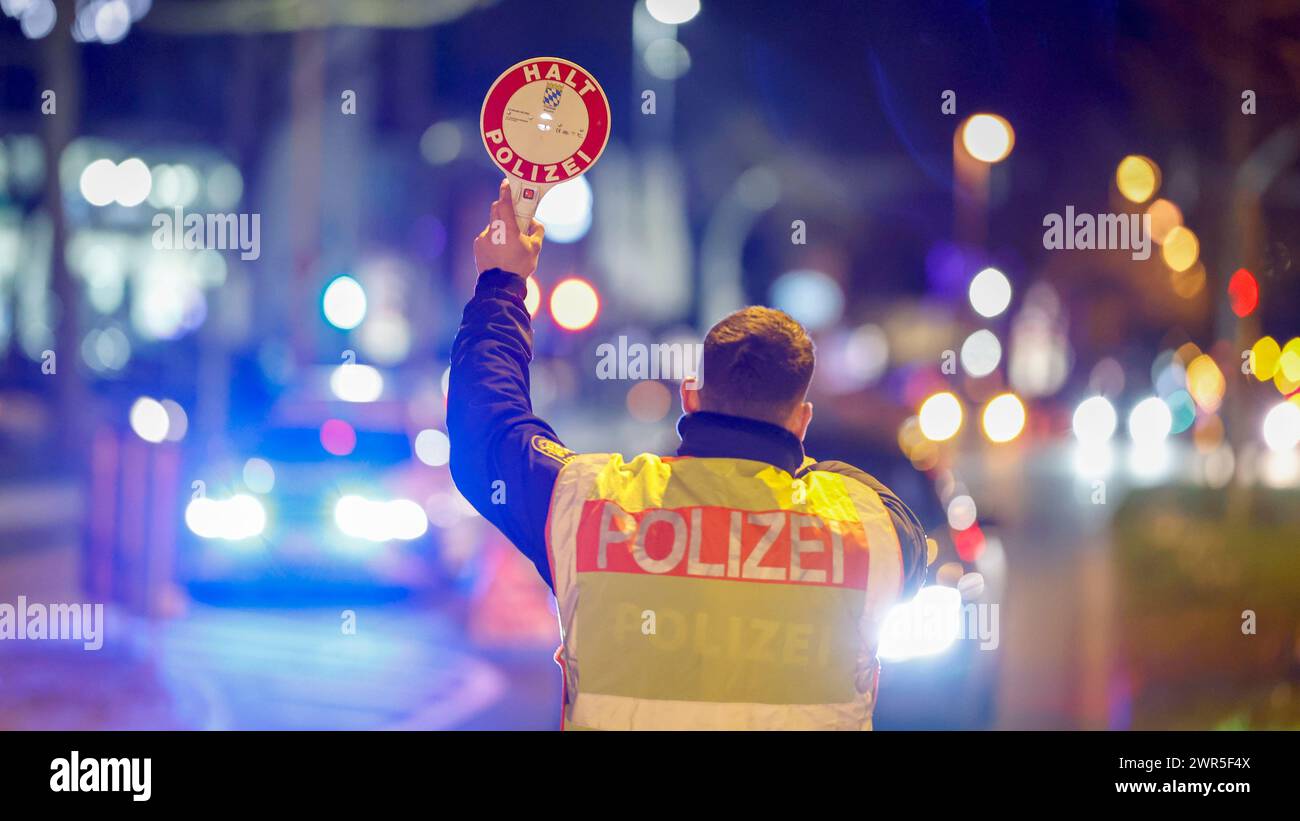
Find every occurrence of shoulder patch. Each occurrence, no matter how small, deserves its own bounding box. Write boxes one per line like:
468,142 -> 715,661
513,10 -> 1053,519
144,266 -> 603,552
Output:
531,435 -> 577,465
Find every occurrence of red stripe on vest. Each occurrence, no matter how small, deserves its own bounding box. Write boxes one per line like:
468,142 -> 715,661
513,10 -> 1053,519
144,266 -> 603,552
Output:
574,499 -> 871,589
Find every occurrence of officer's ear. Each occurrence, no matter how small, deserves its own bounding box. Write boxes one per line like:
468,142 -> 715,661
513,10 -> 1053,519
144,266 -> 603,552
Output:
791,401 -> 813,441
681,377 -> 702,414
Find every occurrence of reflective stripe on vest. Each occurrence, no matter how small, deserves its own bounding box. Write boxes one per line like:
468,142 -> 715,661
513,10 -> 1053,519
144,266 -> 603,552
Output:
545,452 -> 905,731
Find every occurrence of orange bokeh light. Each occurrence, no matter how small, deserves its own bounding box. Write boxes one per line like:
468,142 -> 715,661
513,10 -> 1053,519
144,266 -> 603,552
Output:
549,277 -> 600,331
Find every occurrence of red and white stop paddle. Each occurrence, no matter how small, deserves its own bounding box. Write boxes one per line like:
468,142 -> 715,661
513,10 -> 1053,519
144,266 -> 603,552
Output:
480,57 -> 611,233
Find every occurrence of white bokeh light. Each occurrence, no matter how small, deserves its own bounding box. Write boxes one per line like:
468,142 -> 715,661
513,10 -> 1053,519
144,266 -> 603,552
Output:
129,396 -> 169,443
114,157 -> 151,206
961,114 -> 1015,163
968,267 -> 1012,318
960,329 -> 1002,377
330,364 -> 383,403
186,494 -> 266,541
644,39 -> 691,80
1072,396 -> 1118,444
18,0 -> 56,39
1128,396 -> 1173,443
646,0 -> 700,25
415,429 -> 451,467
94,0 -> 131,44
79,159 -> 118,206
918,392 -> 963,442
982,393 -> 1027,443
1262,401 -> 1300,452
946,495 -> 978,531
535,177 -> 593,243
878,585 -> 962,661
335,495 -> 428,542
322,275 -> 367,330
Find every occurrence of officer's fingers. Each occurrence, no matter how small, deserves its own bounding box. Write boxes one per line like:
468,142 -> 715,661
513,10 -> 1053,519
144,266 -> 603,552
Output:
498,179 -> 520,233
527,219 -> 545,241
489,203 -> 510,236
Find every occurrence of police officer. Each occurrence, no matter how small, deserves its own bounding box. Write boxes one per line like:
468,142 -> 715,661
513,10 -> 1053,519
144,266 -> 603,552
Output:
449,180 -> 928,730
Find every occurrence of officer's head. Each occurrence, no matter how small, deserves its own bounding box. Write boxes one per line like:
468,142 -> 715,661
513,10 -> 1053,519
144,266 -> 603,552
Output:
682,306 -> 815,440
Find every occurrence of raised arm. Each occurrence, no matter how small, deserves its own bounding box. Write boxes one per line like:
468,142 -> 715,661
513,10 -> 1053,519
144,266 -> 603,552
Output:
447,180 -> 569,591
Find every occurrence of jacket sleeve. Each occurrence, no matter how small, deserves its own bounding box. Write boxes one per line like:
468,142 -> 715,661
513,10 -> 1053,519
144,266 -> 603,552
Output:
802,460 -> 929,598
447,267 -> 572,592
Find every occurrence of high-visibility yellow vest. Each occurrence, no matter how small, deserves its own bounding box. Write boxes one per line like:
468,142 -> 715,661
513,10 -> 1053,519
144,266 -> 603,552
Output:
545,452 -> 906,730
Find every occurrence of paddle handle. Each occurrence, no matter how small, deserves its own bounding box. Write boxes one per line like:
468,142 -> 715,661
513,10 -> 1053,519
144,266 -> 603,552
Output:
507,177 -> 546,235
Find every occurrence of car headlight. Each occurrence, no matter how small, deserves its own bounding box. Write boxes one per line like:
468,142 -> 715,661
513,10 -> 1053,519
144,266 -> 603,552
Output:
877,585 -> 963,661
185,494 -> 266,541
334,495 -> 428,542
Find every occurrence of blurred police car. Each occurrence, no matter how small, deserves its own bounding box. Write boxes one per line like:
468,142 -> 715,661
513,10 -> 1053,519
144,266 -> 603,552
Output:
180,364 -> 466,601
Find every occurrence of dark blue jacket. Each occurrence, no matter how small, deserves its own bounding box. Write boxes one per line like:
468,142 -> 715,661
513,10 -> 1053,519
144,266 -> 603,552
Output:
448,268 -> 928,596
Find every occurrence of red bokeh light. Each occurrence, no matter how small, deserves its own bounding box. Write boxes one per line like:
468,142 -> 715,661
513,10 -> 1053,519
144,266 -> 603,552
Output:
953,523 -> 986,563
1227,268 -> 1258,318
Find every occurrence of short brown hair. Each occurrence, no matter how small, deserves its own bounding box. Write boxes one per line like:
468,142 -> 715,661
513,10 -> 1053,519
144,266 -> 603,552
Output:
698,306 -> 815,423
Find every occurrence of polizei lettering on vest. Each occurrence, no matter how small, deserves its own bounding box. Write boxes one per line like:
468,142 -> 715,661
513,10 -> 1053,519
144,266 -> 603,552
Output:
611,602 -> 835,669
576,500 -> 871,588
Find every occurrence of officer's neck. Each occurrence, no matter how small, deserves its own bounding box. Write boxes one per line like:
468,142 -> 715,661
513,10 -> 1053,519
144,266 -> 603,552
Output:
675,411 -> 806,475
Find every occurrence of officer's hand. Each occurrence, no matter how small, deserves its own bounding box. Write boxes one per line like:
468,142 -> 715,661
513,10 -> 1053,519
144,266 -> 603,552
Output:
474,178 -> 545,277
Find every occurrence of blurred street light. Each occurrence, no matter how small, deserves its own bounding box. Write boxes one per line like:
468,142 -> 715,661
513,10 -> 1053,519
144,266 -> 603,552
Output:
1161,226 -> 1199,272
1115,155 -> 1159,203
1128,396 -> 1173,443
968,266 -> 1012,318
128,396 -> 169,442
3,0 -> 57,39
1262,401 -> 1300,452
960,114 -> 1014,163
79,158 -> 117,206
877,585 -> 962,661
114,157 -> 151,206
535,177 -> 593,243
918,391 -> 963,442
550,277 -> 599,331
1073,396 -> 1118,444
322,275 -> 367,330
960,329 -> 1002,377
645,0 -> 700,25
982,393 -> 1026,443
